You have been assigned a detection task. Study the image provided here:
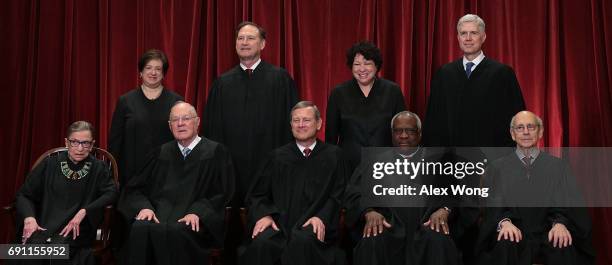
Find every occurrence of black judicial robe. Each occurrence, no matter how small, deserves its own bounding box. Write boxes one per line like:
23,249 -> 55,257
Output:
344,148 -> 458,265
423,57 -> 525,148
326,78 -> 405,167
109,87 -> 183,185
478,152 -> 595,265
118,138 -> 235,265
203,61 -> 298,204
14,152 -> 118,264
239,141 -> 349,265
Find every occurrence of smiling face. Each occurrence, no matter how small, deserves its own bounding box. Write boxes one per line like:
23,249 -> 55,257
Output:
140,59 -> 164,88
169,103 -> 200,146
235,25 -> 266,61
457,21 -> 486,58
352,53 -> 378,87
290,107 -> 321,143
65,130 -> 94,163
391,115 -> 421,151
510,111 -> 543,149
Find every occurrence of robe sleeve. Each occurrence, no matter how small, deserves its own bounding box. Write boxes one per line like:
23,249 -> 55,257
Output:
283,74 -> 299,143
315,152 -> 349,225
108,96 -> 126,161
496,66 -> 526,147
245,155 -> 280,224
393,85 -> 406,115
15,158 -> 49,220
83,162 -> 118,214
203,79 -> 225,142
118,149 -> 158,219
325,89 -> 340,145
422,69 -> 448,147
343,162 -> 369,227
187,144 -> 235,235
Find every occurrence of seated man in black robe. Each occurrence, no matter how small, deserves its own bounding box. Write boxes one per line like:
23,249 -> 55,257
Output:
477,111 -> 595,265
119,101 -> 235,265
239,101 -> 349,265
344,111 -> 459,265
14,121 -> 118,265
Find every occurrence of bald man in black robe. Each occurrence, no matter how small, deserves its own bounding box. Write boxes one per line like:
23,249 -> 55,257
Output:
119,102 -> 234,265
477,111 -> 594,265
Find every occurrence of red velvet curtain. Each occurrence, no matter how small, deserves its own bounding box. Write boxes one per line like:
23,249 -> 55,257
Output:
1,0 -> 611,263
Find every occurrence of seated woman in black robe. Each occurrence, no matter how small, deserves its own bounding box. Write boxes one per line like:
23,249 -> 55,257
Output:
14,121 -> 118,265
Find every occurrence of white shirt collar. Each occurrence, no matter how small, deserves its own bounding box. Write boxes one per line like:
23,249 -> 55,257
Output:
297,141 -> 317,156
463,51 -> 486,70
240,58 -> 262,71
177,136 -> 202,152
399,146 -> 421,159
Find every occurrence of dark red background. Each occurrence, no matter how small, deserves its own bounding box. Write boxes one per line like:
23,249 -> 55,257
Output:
1,0 -> 611,263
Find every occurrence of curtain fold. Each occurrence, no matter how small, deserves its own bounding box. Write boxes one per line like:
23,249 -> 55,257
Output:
1,1 -> 611,263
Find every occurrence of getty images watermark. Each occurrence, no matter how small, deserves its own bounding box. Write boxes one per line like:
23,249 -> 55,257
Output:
370,158 -> 489,198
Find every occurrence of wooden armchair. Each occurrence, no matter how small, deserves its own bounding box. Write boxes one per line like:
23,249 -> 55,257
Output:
1,147 -> 119,265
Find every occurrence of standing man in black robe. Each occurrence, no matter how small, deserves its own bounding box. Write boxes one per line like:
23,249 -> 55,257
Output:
423,13 -> 526,148
344,111 -> 459,265
239,101 -> 349,265
119,101 -> 235,265
477,111 -> 594,265
203,21 -> 299,206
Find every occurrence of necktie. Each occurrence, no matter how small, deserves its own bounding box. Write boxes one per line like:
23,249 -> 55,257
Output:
465,62 -> 475,78
522,155 -> 531,178
183,147 -> 191,158
303,148 -> 312,158
522,156 -> 531,167
246,68 -> 253,78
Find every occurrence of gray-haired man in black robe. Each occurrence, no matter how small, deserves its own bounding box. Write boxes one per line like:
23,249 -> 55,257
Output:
477,111 -> 595,265
119,102 -> 235,265
239,101 -> 349,265
344,111 -> 459,265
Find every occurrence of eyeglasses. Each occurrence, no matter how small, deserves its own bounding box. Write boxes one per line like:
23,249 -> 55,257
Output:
67,139 -> 93,148
169,115 -> 197,124
392,128 -> 419,135
512,124 -> 539,132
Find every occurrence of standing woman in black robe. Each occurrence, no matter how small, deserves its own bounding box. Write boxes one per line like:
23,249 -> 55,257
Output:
108,49 -> 183,186
326,41 -> 406,168
14,121 -> 118,265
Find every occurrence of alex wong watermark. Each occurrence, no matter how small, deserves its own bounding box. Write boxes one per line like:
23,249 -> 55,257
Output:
370,158 -> 489,198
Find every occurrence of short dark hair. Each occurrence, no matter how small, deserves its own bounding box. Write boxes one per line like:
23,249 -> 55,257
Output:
138,49 -> 169,75
345,41 -> 383,71
236,21 -> 266,40
291,101 -> 321,121
67,121 -> 95,139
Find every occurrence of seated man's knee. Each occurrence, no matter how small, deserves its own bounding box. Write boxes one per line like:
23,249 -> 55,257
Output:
131,219 -> 154,228
494,238 -> 521,252
250,227 -> 284,250
356,232 -> 388,250
418,227 -> 454,246
289,227 -> 319,247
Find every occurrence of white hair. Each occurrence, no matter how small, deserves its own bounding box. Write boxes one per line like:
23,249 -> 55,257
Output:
457,14 -> 485,33
391,111 -> 422,130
